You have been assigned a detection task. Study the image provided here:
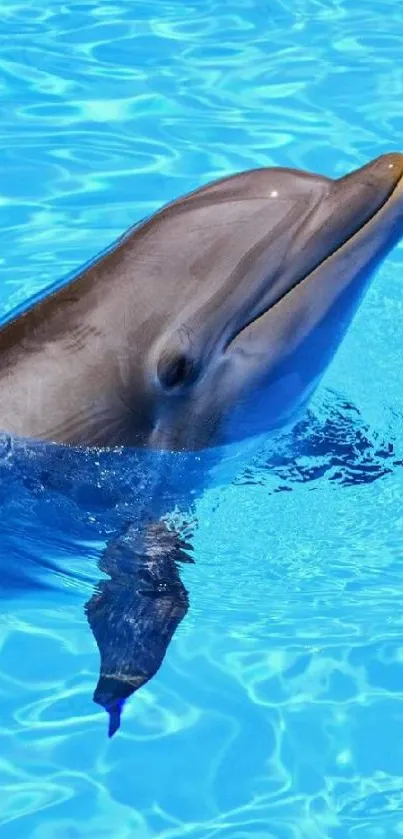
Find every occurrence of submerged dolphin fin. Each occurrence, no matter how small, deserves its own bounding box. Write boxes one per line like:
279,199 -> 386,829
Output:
85,520 -> 194,736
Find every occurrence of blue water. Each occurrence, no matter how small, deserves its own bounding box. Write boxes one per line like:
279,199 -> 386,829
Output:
1,0 -> 403,836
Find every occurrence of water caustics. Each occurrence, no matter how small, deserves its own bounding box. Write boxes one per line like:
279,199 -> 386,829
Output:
0,0 -> 403,837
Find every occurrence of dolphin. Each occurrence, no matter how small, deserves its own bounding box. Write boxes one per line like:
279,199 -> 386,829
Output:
1,152 -> 402,449
1,152 -> 403,734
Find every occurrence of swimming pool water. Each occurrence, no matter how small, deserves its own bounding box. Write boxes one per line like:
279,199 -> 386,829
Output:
1,1 -> 403,836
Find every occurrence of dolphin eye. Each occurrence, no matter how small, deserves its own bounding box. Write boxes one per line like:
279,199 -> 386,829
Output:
157,351 -> 196,391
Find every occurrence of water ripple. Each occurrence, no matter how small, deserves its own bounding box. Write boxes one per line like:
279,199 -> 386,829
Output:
1,0 -> 403,836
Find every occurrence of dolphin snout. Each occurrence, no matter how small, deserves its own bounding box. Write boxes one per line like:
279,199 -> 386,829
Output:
336,152 -> 403,200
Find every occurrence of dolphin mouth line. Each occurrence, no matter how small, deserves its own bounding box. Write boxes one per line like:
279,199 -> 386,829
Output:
226,169 -> 403,350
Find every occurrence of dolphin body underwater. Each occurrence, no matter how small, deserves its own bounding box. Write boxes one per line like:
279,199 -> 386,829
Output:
0,152 -> 403,735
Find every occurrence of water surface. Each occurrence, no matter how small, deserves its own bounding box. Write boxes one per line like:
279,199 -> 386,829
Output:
1,1 -> 403,836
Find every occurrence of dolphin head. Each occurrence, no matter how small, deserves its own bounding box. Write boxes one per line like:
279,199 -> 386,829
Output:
126,153 -> 403,451
5,152 -> 402,451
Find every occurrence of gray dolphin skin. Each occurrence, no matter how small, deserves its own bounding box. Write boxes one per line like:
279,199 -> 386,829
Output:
2,152 -> 403,736
0,152 -> 403,450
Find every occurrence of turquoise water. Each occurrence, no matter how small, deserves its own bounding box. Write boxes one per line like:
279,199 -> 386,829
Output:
1,0 -> 403,836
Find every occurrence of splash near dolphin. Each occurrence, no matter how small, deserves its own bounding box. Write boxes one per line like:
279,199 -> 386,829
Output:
1,153 -> 403,734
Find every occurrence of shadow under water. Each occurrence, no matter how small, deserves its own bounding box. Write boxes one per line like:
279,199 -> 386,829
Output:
0,389 -> 401,736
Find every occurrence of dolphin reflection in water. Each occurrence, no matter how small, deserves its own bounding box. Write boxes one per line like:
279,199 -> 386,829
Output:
0,153 -> 403,734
